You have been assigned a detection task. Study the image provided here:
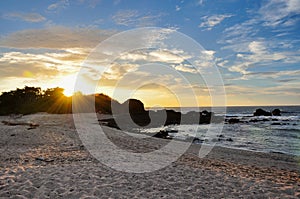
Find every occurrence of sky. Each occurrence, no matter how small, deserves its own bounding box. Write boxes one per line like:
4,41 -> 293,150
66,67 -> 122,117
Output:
0,0 -> 299,107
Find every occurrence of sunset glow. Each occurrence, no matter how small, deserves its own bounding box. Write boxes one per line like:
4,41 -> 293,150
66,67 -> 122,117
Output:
0,0 -> 299,106
59,74 -> 78,97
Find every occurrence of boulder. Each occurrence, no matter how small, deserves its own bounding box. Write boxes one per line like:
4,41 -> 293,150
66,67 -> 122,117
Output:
272,109 -> 281,116
113,99 -> 146,114
199,110 -> 213,124
228,118 -> 240,124
271,122 -> 281,125
124,99 -> 146,114
164,110 -> 181,125
253,108 -> 272,116
153,130 -> 171,139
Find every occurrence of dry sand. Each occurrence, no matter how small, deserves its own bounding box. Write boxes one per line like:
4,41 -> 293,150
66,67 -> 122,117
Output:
0,113 -> 299,198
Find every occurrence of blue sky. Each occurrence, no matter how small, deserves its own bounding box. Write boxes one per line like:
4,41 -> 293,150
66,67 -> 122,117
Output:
0,0 -> 299,106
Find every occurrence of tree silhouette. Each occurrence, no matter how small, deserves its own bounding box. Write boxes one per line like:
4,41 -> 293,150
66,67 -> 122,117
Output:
0,86 -> 119,115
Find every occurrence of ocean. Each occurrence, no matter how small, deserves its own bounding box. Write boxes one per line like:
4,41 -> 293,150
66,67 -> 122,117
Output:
141,106 -> 300,156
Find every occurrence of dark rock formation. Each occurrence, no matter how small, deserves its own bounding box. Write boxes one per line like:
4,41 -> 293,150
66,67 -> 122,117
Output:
125,99 -> 146,114
249,119 -> 260,123
99,99 -> 224,131
153,130 -> 172,139
192,137 -> 204,143
272,109 -> 281,116
253,108 -> 272,116
228,118 -> 240,124
271,122 -> 281,125
112,99 -> 146,114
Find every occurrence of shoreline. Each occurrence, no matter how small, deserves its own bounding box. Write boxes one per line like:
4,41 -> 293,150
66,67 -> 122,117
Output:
0,113 -> 299,198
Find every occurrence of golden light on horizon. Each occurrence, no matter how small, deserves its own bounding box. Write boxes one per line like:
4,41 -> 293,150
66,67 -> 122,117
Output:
58,74 -> 77,97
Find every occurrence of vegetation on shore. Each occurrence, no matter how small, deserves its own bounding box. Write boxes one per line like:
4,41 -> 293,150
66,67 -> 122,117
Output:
0,86 -> 118,115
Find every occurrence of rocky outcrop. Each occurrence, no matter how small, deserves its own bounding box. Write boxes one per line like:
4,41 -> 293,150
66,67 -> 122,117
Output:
272,109 -> 281,116
253,108 -> 282,116
228,118 -> 240,124
99,99 -> 221,129
253,108 -> 272,116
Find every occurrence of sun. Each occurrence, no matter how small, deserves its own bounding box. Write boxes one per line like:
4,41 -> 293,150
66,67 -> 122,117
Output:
59,74 -> 77,97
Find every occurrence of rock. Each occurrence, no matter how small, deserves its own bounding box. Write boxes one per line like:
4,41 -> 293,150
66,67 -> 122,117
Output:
124,99 -> 146,114
228,118 -> 240,124
253,108 -> 272,116
199,110 -> 213,124
169,130 -> 178,133
192,137 -> 204,143
249,119 -> 260,123
183,111 -> 200,124
165,110 -> 181,125
271,122 -> 281,125
153,130 -> 171,139
113,99 -> 146,114
249,118 -> 269,123
272,109 -> 281,116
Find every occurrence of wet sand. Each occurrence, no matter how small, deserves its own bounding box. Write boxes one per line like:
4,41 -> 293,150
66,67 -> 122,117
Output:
0,113 -> 299,198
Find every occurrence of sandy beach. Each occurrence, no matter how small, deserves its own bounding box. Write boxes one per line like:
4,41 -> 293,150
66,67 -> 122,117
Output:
0,113 -> 299,198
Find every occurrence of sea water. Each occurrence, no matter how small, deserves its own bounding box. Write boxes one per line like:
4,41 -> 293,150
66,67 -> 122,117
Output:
141,106 -> 300,156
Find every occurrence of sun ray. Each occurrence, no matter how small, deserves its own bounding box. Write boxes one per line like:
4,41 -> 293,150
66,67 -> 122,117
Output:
58,74 -> 77,97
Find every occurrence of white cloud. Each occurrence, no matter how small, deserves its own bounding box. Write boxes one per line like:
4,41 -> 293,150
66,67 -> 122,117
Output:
149,50 -> 187,63
176,5 -> 181,11
227,63 -> 252,77
201,50 -> 215,57
199,14 -> 233,30
247,69 -> 300,79
48,0 -> 69,11
102,63 -> 138,80
248,41 -> 267,54
221,0 -> 300,48
226,39 -> 300,77
259,0 -> 300,27
197,0 -> 205,6
112,10 -> 163,27
0,50 -> 82,75
174,64 -> 197,73
78,0 -> 101,8
221,35 -> 300,78
264,81 -> 300,96
112,10 -> 138,26
119,49 -> 191,65
4,12 -> 46,23
0,26 -> 116,49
